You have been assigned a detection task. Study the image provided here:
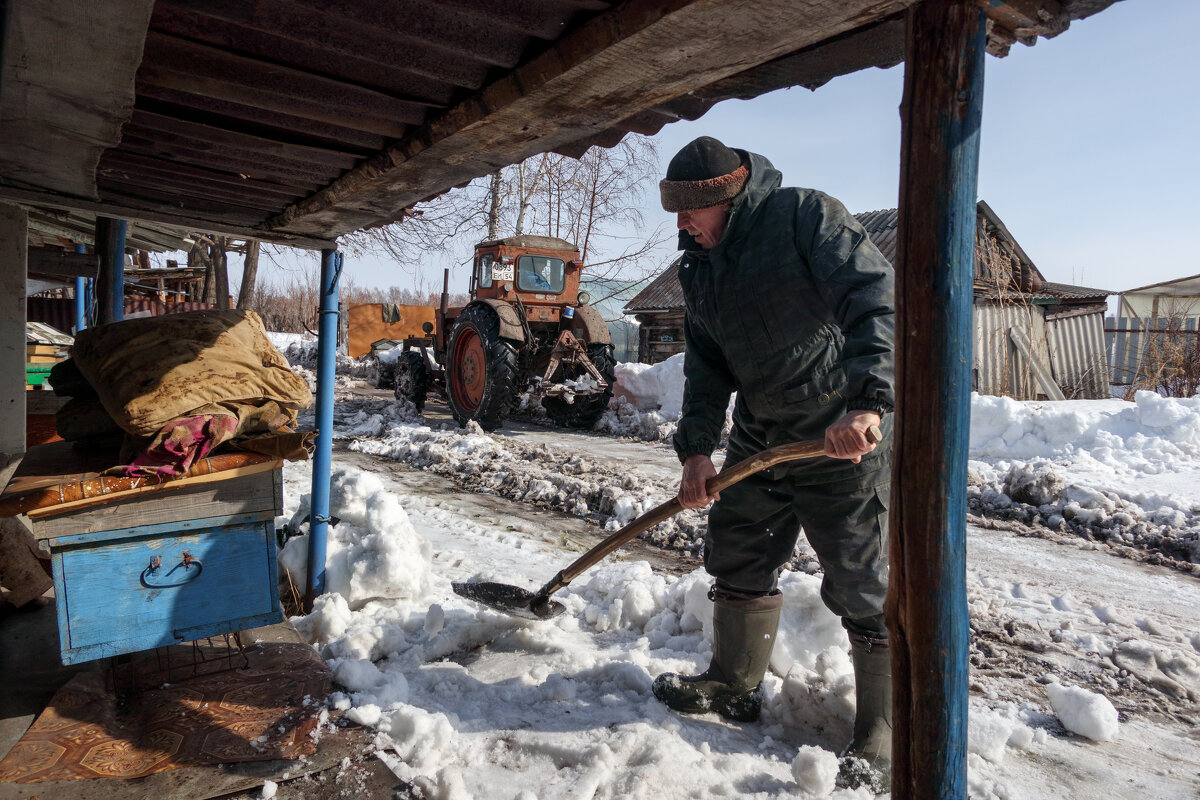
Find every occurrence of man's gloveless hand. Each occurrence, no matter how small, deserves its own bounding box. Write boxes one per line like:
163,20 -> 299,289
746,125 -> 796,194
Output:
678,454 -> 720,509
824,410 -> 883,463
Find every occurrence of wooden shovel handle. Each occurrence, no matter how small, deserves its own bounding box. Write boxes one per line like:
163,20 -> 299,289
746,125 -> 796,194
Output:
540,426 -> 882,595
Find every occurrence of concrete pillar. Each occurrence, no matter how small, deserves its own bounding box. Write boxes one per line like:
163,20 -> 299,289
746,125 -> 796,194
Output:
0,203 -> 28,489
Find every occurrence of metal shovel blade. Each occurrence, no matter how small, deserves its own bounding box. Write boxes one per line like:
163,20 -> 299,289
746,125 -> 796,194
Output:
452,581 -> 566,620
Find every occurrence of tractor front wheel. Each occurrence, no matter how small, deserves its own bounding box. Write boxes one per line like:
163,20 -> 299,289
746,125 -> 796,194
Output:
446,304 -> 520,431
394,350 -> 429,412
542,343 -> 617,429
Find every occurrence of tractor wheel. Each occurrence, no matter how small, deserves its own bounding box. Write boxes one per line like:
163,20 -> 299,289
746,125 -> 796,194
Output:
445,304 -> 520,431
542,343 -> 617,429
394,351 -> 429,412
370,355 -> 396,389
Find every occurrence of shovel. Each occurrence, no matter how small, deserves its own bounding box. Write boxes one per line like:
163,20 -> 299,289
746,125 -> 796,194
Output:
452,425 -> 882,620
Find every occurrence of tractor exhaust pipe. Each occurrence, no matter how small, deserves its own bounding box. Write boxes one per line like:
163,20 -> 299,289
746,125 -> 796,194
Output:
439,268 -> 450,348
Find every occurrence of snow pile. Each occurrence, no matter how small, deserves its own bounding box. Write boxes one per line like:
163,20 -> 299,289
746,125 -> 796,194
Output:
279,468 -> 432,608
967,702 -> 1036,763
266,331 -> 315,354
275,336 -> 381,384
970,391 -> 1200,469
1045,681 -> 1120,741
598,353 -> 735,442
790,745 -> 839,796
613,355 -> 686,418
968,393 -> 1200,568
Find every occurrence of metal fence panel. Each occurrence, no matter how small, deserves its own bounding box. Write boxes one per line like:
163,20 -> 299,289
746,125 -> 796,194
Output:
1046,310 -> 1109,398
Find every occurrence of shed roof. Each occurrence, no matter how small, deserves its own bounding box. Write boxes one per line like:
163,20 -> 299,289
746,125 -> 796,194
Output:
0,0 -> 1117,250
1119,274 -> 1200,297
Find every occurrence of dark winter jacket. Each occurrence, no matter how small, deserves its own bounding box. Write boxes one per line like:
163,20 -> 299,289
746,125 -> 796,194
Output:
672,150 -> 895,483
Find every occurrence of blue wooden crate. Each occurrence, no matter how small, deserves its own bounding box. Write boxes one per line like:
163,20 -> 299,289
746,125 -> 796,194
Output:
17,459 -> 286,665
48,512 -> 282,664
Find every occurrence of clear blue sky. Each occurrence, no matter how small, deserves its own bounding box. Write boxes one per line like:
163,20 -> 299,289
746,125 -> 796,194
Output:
259,0 -> 1198,297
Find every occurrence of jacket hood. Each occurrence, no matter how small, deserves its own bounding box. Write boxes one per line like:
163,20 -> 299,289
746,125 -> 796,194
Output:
676,149 -> 782,252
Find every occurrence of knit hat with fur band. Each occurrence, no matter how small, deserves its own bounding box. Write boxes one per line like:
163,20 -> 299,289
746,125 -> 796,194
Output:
659,136 -> 748,212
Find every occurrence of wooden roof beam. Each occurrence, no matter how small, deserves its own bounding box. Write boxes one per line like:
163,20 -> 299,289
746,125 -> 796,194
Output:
0,185 -> 334,250
266,0 -> 919,238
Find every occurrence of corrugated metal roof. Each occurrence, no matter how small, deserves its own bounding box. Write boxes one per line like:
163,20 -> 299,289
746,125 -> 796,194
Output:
854,208 -> 899,263
0,0 -> 1120,247
1029,281 -> 1110,302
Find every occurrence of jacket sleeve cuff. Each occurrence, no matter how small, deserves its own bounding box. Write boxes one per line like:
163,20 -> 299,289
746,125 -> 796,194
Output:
672,434 -> 717,465
847,398 -> 893,416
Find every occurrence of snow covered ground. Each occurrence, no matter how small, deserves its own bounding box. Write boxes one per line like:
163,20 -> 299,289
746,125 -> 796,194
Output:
271,352 -> 1200,799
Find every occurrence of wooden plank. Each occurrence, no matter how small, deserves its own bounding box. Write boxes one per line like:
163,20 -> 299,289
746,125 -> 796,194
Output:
26,466 -> 281,540
100,151 -> 320,197
889,1 -> 985,798
118,130 -> 344,184
0,0 -> 154,198
43,511 -> 277,547
0,184 -> 334,250
129,108 -> 367,167
135,84 -> 391,153
26,248 -> 97,280
1008,327 -> 1066,400
149,1 -> 463,105
138,31 -> 428,137
116,134 -> 339,189
98,172 -> 289,215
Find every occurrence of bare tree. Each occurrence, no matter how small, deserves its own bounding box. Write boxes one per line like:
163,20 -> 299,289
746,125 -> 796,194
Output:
237,240 -> 260,310
343,134 -> 668,287
486,172 -> 503,240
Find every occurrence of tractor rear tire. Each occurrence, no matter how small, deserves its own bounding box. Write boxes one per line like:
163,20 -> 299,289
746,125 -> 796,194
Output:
446,304 -> 520,431
542,343 -> 617,429
394,351 -> 429,412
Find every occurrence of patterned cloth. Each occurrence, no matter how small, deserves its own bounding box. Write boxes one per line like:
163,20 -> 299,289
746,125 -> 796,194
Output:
0,642 -> 329,783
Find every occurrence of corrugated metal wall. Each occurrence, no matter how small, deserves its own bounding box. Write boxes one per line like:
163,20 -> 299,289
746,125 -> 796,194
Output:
1046,309 -> 1110,398
974,302 -> 1110,400
27,296 -> 218,337
973,303 -> 1045,400
26,297 -> 74,335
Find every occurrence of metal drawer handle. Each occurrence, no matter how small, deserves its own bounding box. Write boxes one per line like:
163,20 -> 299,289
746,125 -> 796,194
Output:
141,551 -> 205,588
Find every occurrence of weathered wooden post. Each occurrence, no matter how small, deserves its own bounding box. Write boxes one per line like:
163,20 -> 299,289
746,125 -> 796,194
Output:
888,0 -> 986,797
305,246 -> 343,612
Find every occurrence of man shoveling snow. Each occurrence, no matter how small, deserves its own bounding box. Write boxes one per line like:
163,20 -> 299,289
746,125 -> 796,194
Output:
653,136 -> 895,792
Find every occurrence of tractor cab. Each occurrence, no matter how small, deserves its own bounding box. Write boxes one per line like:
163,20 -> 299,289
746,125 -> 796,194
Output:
470,236 -> 586,311
394,233 -> 614,433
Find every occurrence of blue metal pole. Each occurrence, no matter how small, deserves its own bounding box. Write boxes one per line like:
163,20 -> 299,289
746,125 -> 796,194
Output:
889,1 -> 985,797
305,247 -> 342,611
84,278 -> 94,328
73,244 -> 87,333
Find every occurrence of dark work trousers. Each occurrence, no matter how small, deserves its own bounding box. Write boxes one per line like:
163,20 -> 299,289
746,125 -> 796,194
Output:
704,467 -> 890,638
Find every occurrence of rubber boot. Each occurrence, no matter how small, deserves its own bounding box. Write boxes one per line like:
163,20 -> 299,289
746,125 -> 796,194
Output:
838,632 -> 892,794
652,588 -> 782,722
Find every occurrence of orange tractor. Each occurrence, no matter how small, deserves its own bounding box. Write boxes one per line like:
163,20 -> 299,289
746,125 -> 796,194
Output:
394,235 -> 615,431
